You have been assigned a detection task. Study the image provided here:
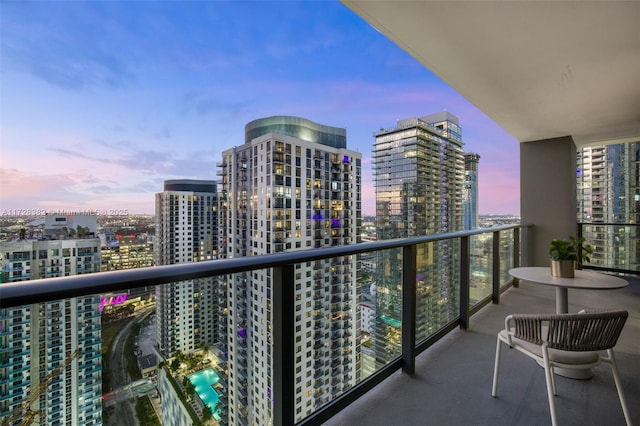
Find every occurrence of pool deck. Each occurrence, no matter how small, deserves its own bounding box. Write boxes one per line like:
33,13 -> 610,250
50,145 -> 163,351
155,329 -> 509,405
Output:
189,368 -> 222,419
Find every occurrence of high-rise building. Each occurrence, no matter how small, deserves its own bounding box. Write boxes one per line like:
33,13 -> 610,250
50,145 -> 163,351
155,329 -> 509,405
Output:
577,142 -> 639,269
463,153 -> 481,230
0,216 -> 102,426
101,234 -> 155,298
217,116 -> 362,424
101,235 -> 154,272
372,111 -> 465,365
155,180 -> 218,358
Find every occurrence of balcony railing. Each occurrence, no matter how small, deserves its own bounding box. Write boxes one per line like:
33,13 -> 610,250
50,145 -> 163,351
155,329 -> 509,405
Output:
0,224 -> 529,426
578,222 -> 639,275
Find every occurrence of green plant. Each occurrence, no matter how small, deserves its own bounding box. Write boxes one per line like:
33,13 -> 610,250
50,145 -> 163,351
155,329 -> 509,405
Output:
549,236 -> 593,263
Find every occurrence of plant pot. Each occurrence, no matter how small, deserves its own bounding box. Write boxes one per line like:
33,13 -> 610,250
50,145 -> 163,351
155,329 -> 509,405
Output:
550,259 -> 575,278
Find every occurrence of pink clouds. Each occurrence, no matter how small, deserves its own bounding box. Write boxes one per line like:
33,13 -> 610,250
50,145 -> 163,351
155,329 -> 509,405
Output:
0,168 -> 155,214
0,168 -> 84,211
1,168 -> 76,198
478,165 -> 520,214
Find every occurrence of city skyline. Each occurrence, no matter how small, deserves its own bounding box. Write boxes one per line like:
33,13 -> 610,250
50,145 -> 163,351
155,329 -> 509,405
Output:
1,1 -> 520,216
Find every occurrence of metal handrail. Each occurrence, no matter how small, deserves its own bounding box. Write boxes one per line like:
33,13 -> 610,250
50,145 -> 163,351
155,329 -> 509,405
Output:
0,224 -> 524,309
579,222 -> 640,227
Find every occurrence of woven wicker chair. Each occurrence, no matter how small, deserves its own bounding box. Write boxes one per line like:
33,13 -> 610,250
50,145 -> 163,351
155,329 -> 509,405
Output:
491,310 -> 631,426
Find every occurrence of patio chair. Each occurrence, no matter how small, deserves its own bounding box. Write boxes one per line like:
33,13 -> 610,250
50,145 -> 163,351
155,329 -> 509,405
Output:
491,310 -> 631,426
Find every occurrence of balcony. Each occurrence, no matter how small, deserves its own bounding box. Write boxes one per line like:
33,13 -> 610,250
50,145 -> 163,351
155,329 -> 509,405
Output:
1,225 -> 638,425
326,275 -> 639,426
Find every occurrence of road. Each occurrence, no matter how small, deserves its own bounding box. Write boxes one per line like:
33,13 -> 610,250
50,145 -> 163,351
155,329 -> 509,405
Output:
104,309 -> 153,426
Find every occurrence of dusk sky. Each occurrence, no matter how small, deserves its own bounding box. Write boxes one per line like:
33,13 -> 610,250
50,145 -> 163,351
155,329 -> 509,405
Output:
1,1 -> 520,216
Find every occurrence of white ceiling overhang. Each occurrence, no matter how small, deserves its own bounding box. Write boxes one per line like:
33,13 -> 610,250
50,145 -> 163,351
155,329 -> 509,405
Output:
341,0 -> 640,147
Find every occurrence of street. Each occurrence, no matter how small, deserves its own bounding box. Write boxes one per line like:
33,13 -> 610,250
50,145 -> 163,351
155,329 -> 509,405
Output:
103,308 -> 154,426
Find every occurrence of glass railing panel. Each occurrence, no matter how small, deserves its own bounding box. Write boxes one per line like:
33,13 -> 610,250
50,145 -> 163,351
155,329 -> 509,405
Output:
292,253 -> 362,423
581,224 -> 640,272
144,274 -> 248,426
499,229 -> 515,286
369,247 -> 402,368
0,249 -> 401,426
415,240 -> 460,344
470,233 -> 492,306
358,251 -> 379,380
101,285 -> 161,426
1,293 -> 110,426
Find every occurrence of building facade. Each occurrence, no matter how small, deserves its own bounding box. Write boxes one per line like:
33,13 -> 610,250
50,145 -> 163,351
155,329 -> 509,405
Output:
217,116 -> 362,424
577,142 -> 639,270
463,152 -> 480,230
158,367 -> 193,426
101,235 -> 154,272
372,111 -> 465,365
101,234 -> 155,299
0,233 -> 102,426
155,180 -> 218,358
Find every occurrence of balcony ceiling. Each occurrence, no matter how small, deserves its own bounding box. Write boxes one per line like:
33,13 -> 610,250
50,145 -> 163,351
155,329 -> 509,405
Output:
341,1 -> 640,147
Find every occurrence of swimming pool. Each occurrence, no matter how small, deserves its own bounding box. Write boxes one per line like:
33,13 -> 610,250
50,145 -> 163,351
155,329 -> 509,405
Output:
188,368 -> 221,420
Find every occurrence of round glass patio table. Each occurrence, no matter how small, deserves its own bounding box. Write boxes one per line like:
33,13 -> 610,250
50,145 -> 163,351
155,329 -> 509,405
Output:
508,267 -> 628,314
508,267 -> 629,379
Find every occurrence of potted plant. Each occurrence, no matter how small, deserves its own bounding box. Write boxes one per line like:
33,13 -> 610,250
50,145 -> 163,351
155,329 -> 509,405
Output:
549,236 -> 594,278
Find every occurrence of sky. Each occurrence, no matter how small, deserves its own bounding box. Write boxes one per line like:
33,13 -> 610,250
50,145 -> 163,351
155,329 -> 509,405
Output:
1,1 -> 520,216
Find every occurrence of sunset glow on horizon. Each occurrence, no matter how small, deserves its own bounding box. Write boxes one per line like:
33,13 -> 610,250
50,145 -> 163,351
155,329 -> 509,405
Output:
1,1 -> 520,216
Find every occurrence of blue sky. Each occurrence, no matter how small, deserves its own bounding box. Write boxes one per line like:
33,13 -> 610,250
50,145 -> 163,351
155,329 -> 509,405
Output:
1,1 -> 520,215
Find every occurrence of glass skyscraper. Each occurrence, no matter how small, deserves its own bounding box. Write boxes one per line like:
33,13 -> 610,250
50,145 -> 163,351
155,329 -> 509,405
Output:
372,111 -> 465,366
463,153 -> 480,230
577,142 -> 639,270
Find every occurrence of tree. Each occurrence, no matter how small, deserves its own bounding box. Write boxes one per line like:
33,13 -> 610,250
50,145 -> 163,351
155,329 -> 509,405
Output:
182,378 -> 195,398
202,405 -> 213,422
170,358 -> 181,371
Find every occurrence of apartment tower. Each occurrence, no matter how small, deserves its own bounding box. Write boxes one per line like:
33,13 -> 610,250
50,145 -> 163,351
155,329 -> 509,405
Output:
577,142 -> 639,269
155,180 -> 218,358
217,116 -> 362,424
373,111 -> 465,366
463,153 -> 481,230
0,215 -> 102,426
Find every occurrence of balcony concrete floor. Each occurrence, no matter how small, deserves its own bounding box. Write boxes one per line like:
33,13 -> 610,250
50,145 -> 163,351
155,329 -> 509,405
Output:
326,275 -> 640,426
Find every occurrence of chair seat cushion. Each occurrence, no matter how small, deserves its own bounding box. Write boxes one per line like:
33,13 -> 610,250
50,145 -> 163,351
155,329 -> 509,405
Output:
499,330 -> 600,365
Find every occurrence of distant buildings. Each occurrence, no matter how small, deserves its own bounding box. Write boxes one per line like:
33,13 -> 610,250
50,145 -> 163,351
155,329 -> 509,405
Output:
463,153 -> 480,230
372,111 -> 465,365
155,179 -> 218,358
216,116 -> 361,424
478,214 -> 521,228
101,234 -> 155,301
44,214 -> 97,239
577,142 -> 639,269
0,214 -> 102,426
101,234 -> 154,271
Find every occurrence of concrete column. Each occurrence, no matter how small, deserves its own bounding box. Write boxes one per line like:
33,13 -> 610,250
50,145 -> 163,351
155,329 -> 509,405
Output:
520,136 -> 576,266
